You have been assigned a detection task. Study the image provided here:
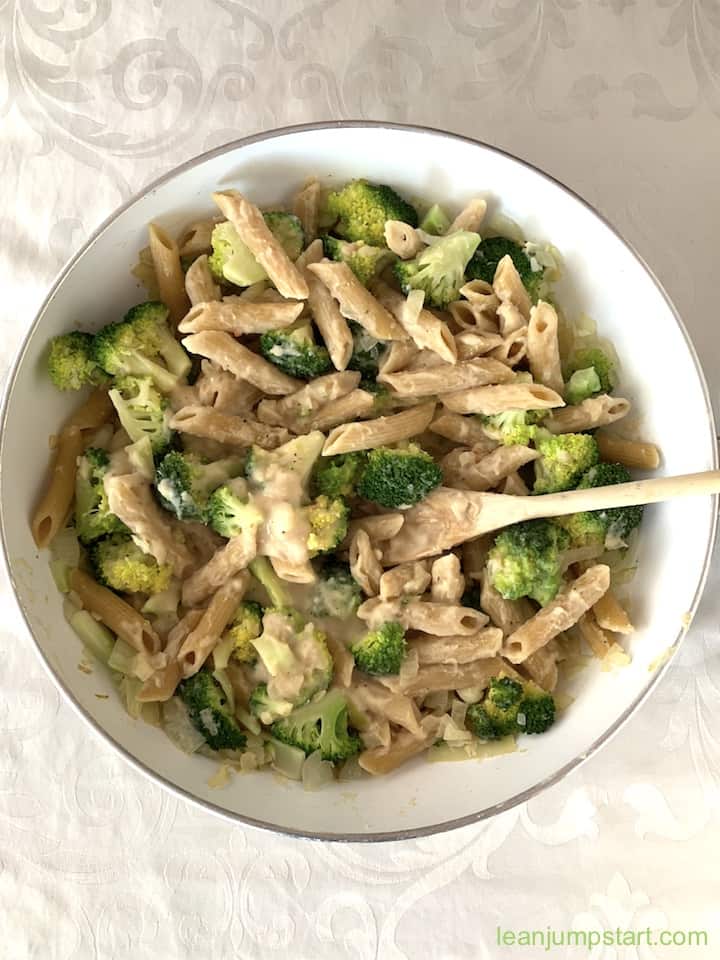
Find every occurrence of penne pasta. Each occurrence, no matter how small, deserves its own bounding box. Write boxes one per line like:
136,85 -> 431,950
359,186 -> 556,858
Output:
429,410 -> 496,448
31,426 -> 84,548
381,356 -> 513,397
379,561 -> 431,601
479,571 -> 534,637
137,609 -> 204,702
489,326 -> 528,367
441,443 -> 539,492
196,361 -> 263,416
442,382 -> 564,415
493,254 -> 531,320
292,178 -> 321,242
448,197 -> 487,233
148,223 -> 190,326
184,255 -> 221,306
69,568 -> 160,654
527,300 -> 563,394
170,405 -> 292,449
358,596 -> 488,636
257,371 -> 361,429
409,628 -> 503,664
345,513 -> 405,546
271,557 -> 316,583
359,716 -> 443,775
308,261 -> 406,340
461,535 -> 494,582
212,190 -> 308,299
323,401 -> 436,455
578,611 -> 612,659
518,639 -> 560,691
544,395 -> 630,434
179,574 -> 249,677
181,331 -> 301,395
64,388 -> 114,432
347,680 -> 423,736
592,589 -> 634,633
178,218 -> 217,258
309,389 -> 375,432
178,298 -> 303,335
305,266 -> 354,371
325,632 -> 355,688
495,301 -> 526,337
381,656 -> 511,696
349,528 -> 383,596
182,522 -> 260,607
595,431 -> 660,470
430,554 -> 464,603
384,220 -> 425,258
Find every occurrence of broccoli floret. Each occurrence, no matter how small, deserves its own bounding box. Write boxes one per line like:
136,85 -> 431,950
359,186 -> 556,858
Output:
310,561 -> 362,619
259,322 -> 331,380
554,510 -> 608,548
357,444 -> 442,509
487,518 -> 570,606
480,409 -> 546,446
89,534 -> 172,595
222,600 -> 263,664
155,451 -> 244,521
347,321 -> 385,379
533,432 -> 599,495
351,621 -> 406,675
465,237 -> 544,301
304,495 -> 349,554
249,683 -> 294,725
517,682 -> 556,734
311,451 -> 367,499
565,368 -> 602,406
271,688 -> 361,762
74,447 -> 127,544
248,556 -> 292,609
245,431 -> 325,497
360,379 -> 392,413
394,230 -> 480,308
326,178 -> 418,246
47,331 -> 108,391
577,461 -> 643,546
178,671 -> 247,751
208,214 -> 305,286
205,481 -> 262,538
465,676 -> 556,739
418,203 -> 451,236
108,375 -> 172,455
252,610 -> 333,719
321,235 -> 394,286
566,347 -> 616,395
93,301 -> 190,393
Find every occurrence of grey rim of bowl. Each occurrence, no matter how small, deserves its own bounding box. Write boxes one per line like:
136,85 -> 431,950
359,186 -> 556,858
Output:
0,120 -> 717,843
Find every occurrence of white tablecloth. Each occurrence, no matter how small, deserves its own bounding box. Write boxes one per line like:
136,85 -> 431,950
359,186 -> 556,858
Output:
1,2 -> 719,957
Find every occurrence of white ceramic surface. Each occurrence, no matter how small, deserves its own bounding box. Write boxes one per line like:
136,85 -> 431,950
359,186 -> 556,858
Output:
1,123 -> 716,841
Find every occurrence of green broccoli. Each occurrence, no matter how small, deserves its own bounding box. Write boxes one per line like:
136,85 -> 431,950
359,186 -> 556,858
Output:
533,432 -> 599,495
465,676 -> 556,739
394,230 -> 480,308
92,301 -> 190,392
222,600 -> 263,664
271,688 -> 361,763
74,448 -> 127,544
47,331 -> 108,391
310,562 -> 362,619
565,347 -> 616,405
480,409 -> 546,446
89,534 -> 173,595
249,683 -> 294,725
576,461 -> 643,546
248,556 -> 292,609
360,379 -> 392,414
259,322 -> 331,380
357,444 -> 442,509
208,213 -> 304,286
418,203 -> 450,236
205,480 -> 262,538
487,518 -> 570,606
321,235 -> 394,286
347,321 -> 385,379
326,178 -> 418,246
351,621 -> 406,675
465,237 -> 544,301
304,496 -> 349,554
108,375 -> 172,455
155,451 -> 244,521
251,609 -> 333,721
245,431 -> 325,496
178,671 -> 247,751
311,451 -> 367,499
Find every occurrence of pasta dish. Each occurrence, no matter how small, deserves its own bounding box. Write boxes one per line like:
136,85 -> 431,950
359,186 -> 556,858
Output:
32,176 -> 660,786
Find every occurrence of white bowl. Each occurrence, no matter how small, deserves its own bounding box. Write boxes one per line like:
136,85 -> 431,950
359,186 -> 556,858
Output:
1,122 -> 717,841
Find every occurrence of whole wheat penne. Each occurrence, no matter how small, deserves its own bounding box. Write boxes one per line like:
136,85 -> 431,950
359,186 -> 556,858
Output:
349,528 -> 383,596
527,300 -> 563,394
63,388 -> 114,432
442,382 -> 564,415
271,557 -> 316,583
384,220 -> 424,258
181,331 -> 301,394
308,261 -> 406,340
292,178 -> 321,242
310,390 -> 375,432
325,632 -> 355,688
450,293 -> 500,332
345,513 -> 405,546
257,371 -> 361,428
148,223 -> 190,326
179,298 -> 303,334
295,237 -> 323,271
461,535 -> 494,582
137,609 -> 204,702
381,356 -> 513,397
306,268 -> 353,370
449,197 -> 487,233
489,326 -> 528,367
395,289 -> 457,363
453,330 -> 505,360
170,405 -> 291,449
578,611 -> 612,659
323,401 -> 435,455
31,426 -> 84,548
493,254 -> 531,320
496,301 -> 526,337
182,523 -> 259,607
379,561 -> 431,601
347,680 -> 423,736
430,554 -> 464,603
381,656 -> 510,696
358,596 -> 488,636
212,190 -> 308,299
596,431 -> 660,470
69,568 -> 160,654
359,716 -> 442,775
518,639 -> 560,691
195,361 -> 263,415
593,589 -> 634,633
179,574 -> 249,677
184,255 -> 221,306
441,443 -> 539,491
500,471 -> 530,496
504,564 -> 611,663
409,628 -> 503,664
479,572 -> 534,637
178,219 -> 217,258
429,410 -> 497,448
544,395 -> 630,433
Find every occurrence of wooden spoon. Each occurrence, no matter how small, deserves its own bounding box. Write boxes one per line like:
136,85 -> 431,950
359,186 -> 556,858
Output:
382,471 -> 720,565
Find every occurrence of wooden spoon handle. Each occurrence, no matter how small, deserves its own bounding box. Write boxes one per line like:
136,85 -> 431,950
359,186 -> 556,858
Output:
517,470 -> 720,522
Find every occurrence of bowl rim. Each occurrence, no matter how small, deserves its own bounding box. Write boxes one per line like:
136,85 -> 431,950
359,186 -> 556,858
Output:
1,119 -> 717,843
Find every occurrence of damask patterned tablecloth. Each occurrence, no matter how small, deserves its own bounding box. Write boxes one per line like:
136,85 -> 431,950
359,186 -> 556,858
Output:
1,2 -> 719,958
